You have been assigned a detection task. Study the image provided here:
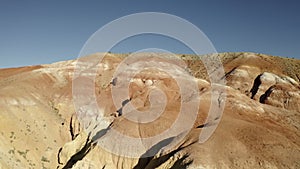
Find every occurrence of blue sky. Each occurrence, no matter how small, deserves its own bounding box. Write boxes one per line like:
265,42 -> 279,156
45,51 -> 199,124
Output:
0,0 -> 299,68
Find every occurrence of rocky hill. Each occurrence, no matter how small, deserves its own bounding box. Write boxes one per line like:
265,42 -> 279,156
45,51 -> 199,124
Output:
0,52 -> 299,168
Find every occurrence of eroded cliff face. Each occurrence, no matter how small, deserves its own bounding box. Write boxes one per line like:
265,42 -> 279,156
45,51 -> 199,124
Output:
0,52 -> 299,169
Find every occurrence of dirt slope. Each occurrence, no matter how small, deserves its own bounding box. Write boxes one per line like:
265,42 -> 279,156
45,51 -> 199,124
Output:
0,52 -> 299,169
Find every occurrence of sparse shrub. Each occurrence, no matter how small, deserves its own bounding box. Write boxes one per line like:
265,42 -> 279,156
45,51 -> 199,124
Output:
41,156 -> 50,163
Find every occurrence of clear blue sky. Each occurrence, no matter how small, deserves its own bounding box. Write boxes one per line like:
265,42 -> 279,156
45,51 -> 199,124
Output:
0,0 -> 299,68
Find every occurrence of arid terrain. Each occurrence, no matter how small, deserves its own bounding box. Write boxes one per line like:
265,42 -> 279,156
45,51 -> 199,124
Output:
0,52 -> 299,169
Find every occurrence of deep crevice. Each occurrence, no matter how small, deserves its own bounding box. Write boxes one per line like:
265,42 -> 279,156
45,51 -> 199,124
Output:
250,74 -> 262,99
69,115 -> 75,140
133,137 -> 175,169
296,74 -> 300,82
91,123 -> 112,142
197,116 -> 220,129
196,123 -> 208,129
57,147 -> 63,165
69,114 -> 80,141
133,136 -> 193,169
61,133 -> 96,169
259,86 -> 274,103
58,122 -> 113,169
170,153 -> 193,169
116,98 -> 131,116
110,77 -> 117,86
221,67 -> 237,80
